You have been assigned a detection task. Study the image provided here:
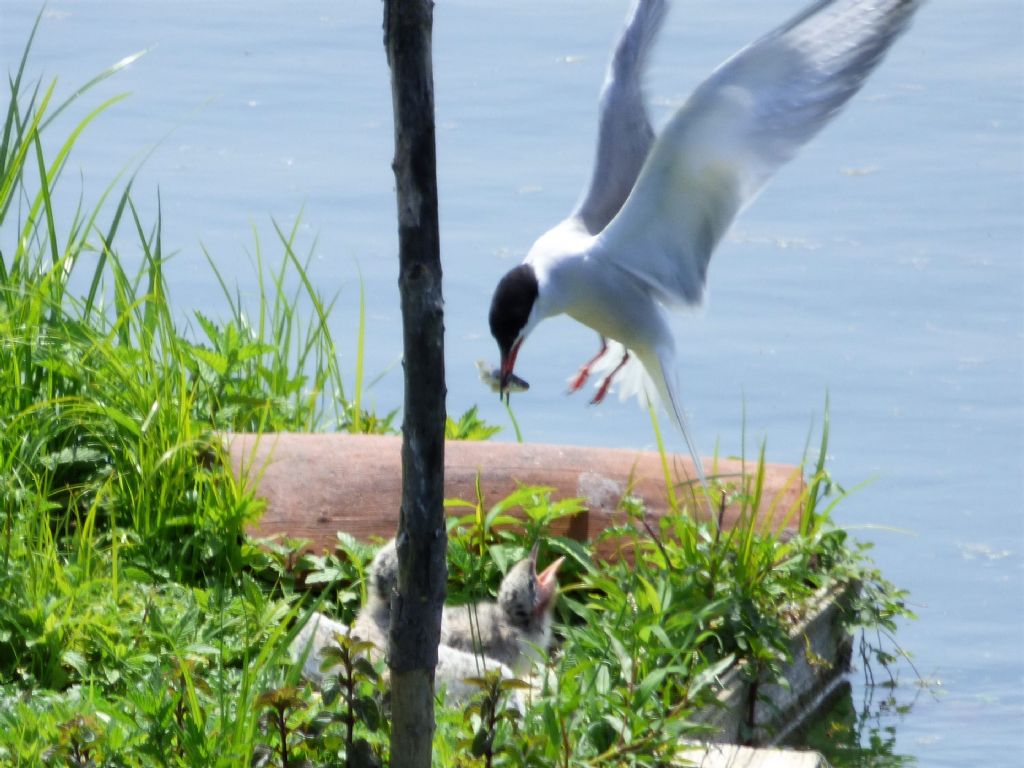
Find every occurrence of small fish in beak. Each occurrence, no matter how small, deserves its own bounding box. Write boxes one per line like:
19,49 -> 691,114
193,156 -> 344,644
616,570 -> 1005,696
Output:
477,359 -> 530,399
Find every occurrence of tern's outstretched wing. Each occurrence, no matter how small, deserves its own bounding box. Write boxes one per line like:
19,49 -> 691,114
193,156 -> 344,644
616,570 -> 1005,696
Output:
573,0 -> 667,235
595,0 -> 922,306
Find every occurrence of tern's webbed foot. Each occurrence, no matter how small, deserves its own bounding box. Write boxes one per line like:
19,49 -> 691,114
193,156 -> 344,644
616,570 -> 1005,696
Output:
591,376 -> 613,404
568,336 -> 609,395
568,366 -> 590,393
589,350 -> 630,405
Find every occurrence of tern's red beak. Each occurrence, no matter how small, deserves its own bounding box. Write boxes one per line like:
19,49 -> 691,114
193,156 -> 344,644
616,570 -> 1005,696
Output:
499,337 -> 523,396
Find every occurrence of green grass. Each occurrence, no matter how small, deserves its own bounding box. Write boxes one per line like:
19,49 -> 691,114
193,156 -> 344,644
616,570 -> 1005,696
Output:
0,22 -> 913,768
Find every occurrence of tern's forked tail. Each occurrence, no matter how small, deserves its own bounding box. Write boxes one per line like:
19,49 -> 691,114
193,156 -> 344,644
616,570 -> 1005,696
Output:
642,349 -> 712,510
584,341 -> 712,511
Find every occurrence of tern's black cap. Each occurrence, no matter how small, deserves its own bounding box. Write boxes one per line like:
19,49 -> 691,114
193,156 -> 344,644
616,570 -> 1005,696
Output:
489,264 -> 538,355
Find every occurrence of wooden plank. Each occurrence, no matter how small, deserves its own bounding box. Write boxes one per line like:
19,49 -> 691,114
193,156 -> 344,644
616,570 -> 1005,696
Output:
227,433 -> 806,556
694,581 -> 858,745
756,582 -> 858,743
677,744 -> 830,767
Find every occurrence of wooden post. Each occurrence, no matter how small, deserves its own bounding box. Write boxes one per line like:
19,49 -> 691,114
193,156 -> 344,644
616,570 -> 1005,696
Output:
382,1 -> 446,766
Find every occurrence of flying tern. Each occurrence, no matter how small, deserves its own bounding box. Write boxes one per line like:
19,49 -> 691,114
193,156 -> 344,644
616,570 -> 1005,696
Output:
488,0 -> 922,486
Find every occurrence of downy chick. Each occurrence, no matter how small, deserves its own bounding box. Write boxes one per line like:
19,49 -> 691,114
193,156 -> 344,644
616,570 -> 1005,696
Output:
290,539 -> 397,684
293,538 -> 532,706
440,543 -> 564,675
351,538 -> 398,659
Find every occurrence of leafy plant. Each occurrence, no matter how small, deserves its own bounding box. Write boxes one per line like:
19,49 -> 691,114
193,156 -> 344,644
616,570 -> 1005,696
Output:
454,671 -> 531,767
445,480 -> 585,605
446,406 -> 502,441
253,686 -> 310,768
318,632 -> 388,767
291,533 -> 377,623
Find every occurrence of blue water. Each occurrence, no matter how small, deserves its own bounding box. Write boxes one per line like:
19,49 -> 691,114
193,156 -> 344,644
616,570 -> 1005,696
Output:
3,1 -> 1022,764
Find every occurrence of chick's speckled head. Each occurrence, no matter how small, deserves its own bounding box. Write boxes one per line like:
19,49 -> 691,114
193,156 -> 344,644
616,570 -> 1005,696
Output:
368,540 -> 398,603
498,542 -> 565,629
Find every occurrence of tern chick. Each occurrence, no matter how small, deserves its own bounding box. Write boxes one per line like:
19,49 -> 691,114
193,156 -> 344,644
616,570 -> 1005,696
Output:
291,541 -> 398,682
440,543 -> 564,675
293,538 -> 529,706
351,538 -> 398,659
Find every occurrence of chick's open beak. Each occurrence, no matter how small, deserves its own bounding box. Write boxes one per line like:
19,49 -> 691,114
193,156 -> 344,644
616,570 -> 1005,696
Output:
533,554 -> 565,615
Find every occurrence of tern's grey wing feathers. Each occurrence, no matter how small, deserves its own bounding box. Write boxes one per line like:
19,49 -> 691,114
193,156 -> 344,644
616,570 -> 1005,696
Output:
719,0 -> 920,174
573,0 -> 667,235
596,0 -> 922,308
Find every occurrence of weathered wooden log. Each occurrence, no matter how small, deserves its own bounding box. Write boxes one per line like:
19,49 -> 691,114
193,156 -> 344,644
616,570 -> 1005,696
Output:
229,433 -> 805,557
694,580 -> 859,745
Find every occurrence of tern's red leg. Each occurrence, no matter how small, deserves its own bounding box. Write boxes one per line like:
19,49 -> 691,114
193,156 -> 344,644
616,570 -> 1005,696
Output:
591,350 -> 630,404
568,336 -> 609,394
